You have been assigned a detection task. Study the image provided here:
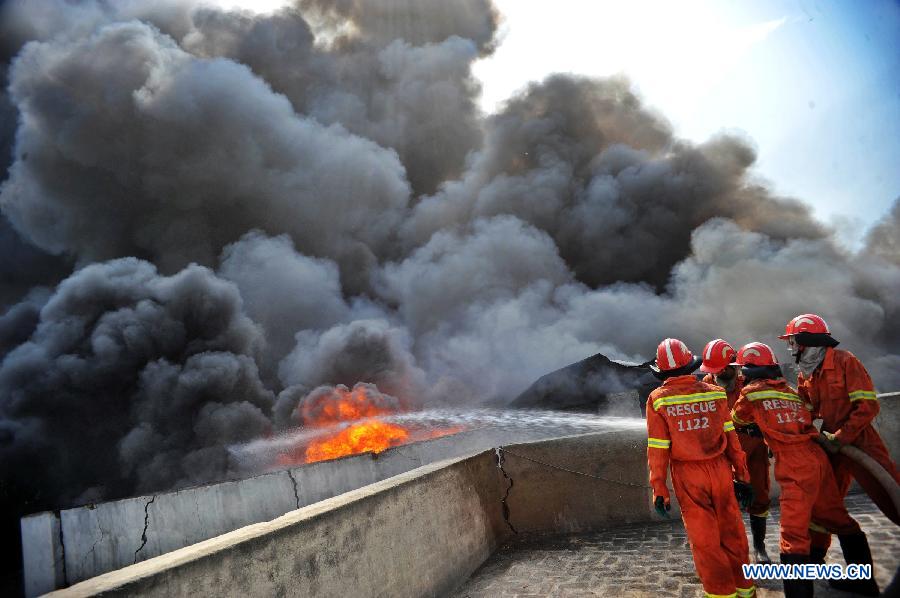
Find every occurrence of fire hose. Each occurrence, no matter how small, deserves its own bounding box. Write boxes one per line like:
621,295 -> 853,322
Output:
812,391 -> 900,521
816,441 -> 900,520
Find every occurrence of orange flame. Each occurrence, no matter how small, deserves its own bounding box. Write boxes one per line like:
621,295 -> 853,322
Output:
274,383 -> 463,467
304,420 -> 410,464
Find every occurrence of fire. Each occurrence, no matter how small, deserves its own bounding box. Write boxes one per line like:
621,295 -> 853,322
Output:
275,383 -> 463,466
304,420 -> 410,463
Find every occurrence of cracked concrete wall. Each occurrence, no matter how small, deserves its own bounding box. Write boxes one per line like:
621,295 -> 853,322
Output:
37,430 -> 664,598
21,426 -> 523,596
494,428 -> 658,535
44,452 -> 508,598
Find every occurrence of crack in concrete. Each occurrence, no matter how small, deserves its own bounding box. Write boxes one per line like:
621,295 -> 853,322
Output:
56,510 -> 69,587
133,495 -> 156,564
287,469 -> 301,510
81,516 -> 108,577
495,447 -> 518,535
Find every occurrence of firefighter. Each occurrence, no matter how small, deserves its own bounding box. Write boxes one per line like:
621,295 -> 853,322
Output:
646,338 -> 756,598
779,314 -> 900,531
731,342 -> 878,597
700,339 -> 772,564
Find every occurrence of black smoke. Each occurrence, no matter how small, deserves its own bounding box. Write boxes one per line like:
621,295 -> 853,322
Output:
0,0 -> 898,556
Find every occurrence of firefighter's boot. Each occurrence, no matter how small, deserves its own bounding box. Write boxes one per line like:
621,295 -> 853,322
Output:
749,515 -> 772,564
781,553 -> 814,598
827,532 -> 879,596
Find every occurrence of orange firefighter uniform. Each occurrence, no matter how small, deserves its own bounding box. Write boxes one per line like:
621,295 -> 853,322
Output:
703,373 -> 771,518
797,347 -> 900,525
732,378 -> 862,555
647,375 -> 755,598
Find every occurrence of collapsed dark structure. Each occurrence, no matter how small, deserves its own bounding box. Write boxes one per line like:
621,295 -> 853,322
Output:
511,353 -> 657,416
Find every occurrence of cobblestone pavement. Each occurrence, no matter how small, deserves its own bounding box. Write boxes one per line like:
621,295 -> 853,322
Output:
453,494 -> 899,597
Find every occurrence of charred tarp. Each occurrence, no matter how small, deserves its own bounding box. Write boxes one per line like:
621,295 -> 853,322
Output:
511,353 -> 657,416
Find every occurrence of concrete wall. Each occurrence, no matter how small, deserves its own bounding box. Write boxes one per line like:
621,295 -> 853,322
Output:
498,429 -> 656,534
44,429 -> 663,598
874,392 -> 900,464
44,453 -> 508,598
21,424 -> 575,596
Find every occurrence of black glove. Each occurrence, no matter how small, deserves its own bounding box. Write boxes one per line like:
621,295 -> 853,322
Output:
817,431 -> 842,455
654,496 -> 671,519
739,424 -> 764,438
733,480 -> 754,511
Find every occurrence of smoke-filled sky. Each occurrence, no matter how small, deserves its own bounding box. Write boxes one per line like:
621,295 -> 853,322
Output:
0,0 -> 898,511
476,0 -> 900,244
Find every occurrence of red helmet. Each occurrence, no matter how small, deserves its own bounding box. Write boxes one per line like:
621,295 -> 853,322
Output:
736,342 -> 779,367
699,339 -> 736,374
778,313 -> 830,339
655,338 -> 696,371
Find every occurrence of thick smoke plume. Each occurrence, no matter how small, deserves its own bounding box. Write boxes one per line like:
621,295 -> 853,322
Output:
0,0 -> 898,526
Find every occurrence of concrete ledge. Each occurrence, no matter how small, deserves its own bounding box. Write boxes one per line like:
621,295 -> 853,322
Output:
22,426 -> 524,595
41,429 -> 667,597
45,452 -> 507,598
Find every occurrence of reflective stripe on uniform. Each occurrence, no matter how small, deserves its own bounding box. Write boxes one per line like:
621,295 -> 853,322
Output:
732,412 -> 751,426
745,390 -> 803,403
704,593 -> 737,598
808,521 -> 827,533
723,421 -> 735,432
647,437 -> 671,449
652,391 -> 727,412
736,586 -> 756,597
848,390 -> 877,401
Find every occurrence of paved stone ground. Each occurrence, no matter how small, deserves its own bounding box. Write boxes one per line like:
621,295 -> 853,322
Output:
453,494 -> 899,597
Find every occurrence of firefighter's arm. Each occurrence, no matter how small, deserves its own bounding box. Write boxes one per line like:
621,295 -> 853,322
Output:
797,383 -> 819,421
725,396 -> 750,481
731,394 -> 756,426
833,355 -> 879,444
724,426 -> 750,481
646,398 -> 671,501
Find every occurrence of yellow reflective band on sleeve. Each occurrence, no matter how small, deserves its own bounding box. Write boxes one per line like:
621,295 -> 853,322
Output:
653,391 -> 727,411
736,586 -> 756,598
705,593 -> 737,598
849,390 -> 877,401
732,413 -> 751,426
647,438 -> 671,449
745,390 -> 803,403
723,421 -> 735,432
808,521 -> 827,533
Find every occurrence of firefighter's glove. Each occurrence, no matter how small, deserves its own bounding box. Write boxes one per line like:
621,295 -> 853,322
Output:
653,496 -> 671,519
733,480 -> 754,511
818,431 -> 842,455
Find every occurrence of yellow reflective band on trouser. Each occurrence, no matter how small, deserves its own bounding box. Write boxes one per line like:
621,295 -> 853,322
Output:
745,390 -> 803,403
647,437 -> 671,449
704,593 -> 737,598
752,510 -> 770,518
653,391 -> 727,411
809,521 -> 827,533
737,586 -> 756,597
724,421 -> 735,432
849,390 -> 877,401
